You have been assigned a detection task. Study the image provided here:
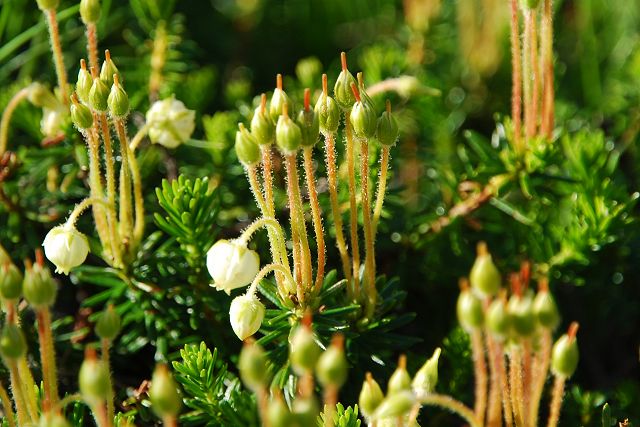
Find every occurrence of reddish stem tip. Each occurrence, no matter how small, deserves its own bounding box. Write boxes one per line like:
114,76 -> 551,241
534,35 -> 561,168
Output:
35,248 -> 44,267
350,82 -> 361,103
276,74 -> 283,90
105,49 -> 111,61
304,88 -> 311,112
302,309 -> 313,328
322,74 -> 328,95
340,52 -> 348,71
385,99 -> 391,113
331,333 -> 344,349
80,58 -> 87,70
476,241 -> 488,256
24,258 -> 33,271
568,322 -> 579,339
357,72 -> 364,88
84,346 -> 98,360
70,93 -> 79,105
90,66 -> 98,79
458,277 -> 470,291
113,73 -> 120,86
398,354 -> 407,369
510,273 -> 522,296
538,277 -> 549,292
260,93 -> 267,114
520,260 -> 531,288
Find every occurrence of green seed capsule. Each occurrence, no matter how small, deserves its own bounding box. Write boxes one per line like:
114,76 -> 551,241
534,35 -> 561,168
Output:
387,355 -> 412,395
359,373 -> 384,418
79,349 -> 110,405
100,50 -> 119,88
412,347 -> 440,395
295,57 -> 322,88
373,390 -> 416,420
521,0 -> 541,9
71,101 -> 94,130
315,336 -> 348,388
150,364 -> 182,417
95,304 -> 122,341
0,263 -> 23,300
39,413 -> 72,427
507,291 -> 536,338
89,78 -> 109,112
533,287 -> 560,330
551,324 -> 579,378
36,0 -> 59,10
289,325 -> 321,375
0,323 -> 26,360
23,263 -> 57,309
376,105 -> 399,146
275,110 -> 302,155
269,75 -> 292,121
238,341 -> 270,392
351,96 -> 377,140
80,0 -> 101,24
334,53 -> 357,111
314,92 -> 340,134
469,242 -> 501,298
107,77 -> 129,118
267,396 -> 293,427
292,396 -> 319,426
251,97 -> 275,146
456,287 -> 484,332
27,82 -> 60,110
76,63 -> 93,103
297,107 -> 319,148
235,124 -> 260,166
486,298 -> 510,340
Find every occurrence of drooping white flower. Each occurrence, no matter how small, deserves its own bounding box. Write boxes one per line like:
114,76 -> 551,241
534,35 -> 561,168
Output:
146,97 -> 195,148
42,224 -> 90,274
40,108 -> 65,138
229,293 -> 265,340
206,239 -> 260,294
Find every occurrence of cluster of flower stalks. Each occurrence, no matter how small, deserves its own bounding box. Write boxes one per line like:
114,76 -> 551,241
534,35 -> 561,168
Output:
206,52 -> 400,340
0,0 -> 195,275
0,244 -> 183,427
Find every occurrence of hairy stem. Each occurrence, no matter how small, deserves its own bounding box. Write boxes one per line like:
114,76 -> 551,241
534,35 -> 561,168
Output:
303,148 -> 326,295
114,120 -> 134,252
547,376 -> 565,427
523,8 -> 534,141
8,361 -> 29,426
85,23 -> 99,72
102,338 -> 115,427
45,9 -> 69,104
509,348 -> 525,427
372,146 -> 390,236
510,0 -> 523,151
85,128 -> 111,257
0,381 -> 15,427
345,112 -> 361,299
360,137 -> 377,319
129,123 -> 151,152
98,112 -> 122,267
471,330 -> 487,426
540,0 -> 555,138
0,88 -> 29,156
37,308 -> 59,409
287,155 -> 313,297
486,336 -> 503,427
530,330 -> 552,426
418,393 -> 481,427
498,342 -> 514,427
529,9 -> 540,138
247,165 -> 268,214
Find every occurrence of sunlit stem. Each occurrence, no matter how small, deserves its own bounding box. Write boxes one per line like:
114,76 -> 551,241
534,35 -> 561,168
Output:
345,112 -> 361,299
237,216 -> 289,272
529,8 -> 540,138
37,308 -> 59,409
529,329 -> 552,426
417,393 -> 481,427
486,335 -> 503,427
471,330 -> 487,426
359,137 -> 377,319
0,88 -> 29,156
303,147 -> 326,295
540,0 -> 555,138
129,123 -> 151,152
498,342 -> 514,427
510,0 -> 523,151
7,360 -> 29,426
547,375 -> 565,427
247,165 -> 268,214
523,8 -> 534,141
101,338 -> 115,427
162,416 -> 178,427
247,263 -> 295,297
509,347 -> 525,427
113,119 -> 134,251
323,385 -> 338,427
372,146 -> 390,236
322,131 -> 352,287
44,9 -> 69,105
85,23 -> 99,72
286,154 -> 312,298
522,338 -> 533,421
0,381 -> 16,427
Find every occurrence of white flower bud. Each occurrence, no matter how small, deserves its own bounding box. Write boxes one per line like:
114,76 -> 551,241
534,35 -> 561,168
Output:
412,347 -> 441,395
146,97 -> 195,149
229,293 -> 265,340
40,108 -> 65,138
42,224 -> 90,275
206,239 -> 260,294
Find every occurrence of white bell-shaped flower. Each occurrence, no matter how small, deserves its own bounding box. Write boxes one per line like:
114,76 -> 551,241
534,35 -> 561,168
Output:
229,293 -> 265,340
206,239 -> 260,294
40,108 -> 65,138
146,97 -> 195,148
42,224 -> 90,275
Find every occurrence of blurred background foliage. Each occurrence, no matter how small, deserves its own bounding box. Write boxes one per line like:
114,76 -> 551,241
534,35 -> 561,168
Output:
1,0 -> 639,425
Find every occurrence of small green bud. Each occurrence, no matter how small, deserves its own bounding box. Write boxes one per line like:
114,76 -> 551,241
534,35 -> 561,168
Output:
551,323 -> 579,378
334,53 -> 357,110
251,95 -> 275,146
107,75 -> 129,118
412,347 -> 440,395
269,74 -> 292,121
267,395 -> 293,427
70,97 -> 94,130
387,355 -> 412,394
89,77 -> 109,112
238,340 -> 270,392
372,390 -> 416,420
350,90 -> 377,140
76,60 -> 93,103
297,90 -> 320,148
0,323 -> 26,360
27,82 -> 60,110
36,0 -> 59,10
150,364 -> 182,418
39,413 -> 72,427
316,335 -> 348,388
292,396 -> 319,426
80,0 -> 101,24
295,56 -> 322,88
359,372 -> 384,418
314,80 -> 340,134
456,281 -> 484,332
235,123 -> 261,167
521,0 -> 541,9
95,304 -> 122,341
0,262 -> 23,300
79,348 -> 110,405
470,242 -> 501,298
486,297 -> 510,340
23,259 -> 57,309
376,101 -> 399,146
275,107 -> 302,155
100,50 -> 119,88
507,290 -> 536,338
289,324 -> 321,375
533,282 -> 560,330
